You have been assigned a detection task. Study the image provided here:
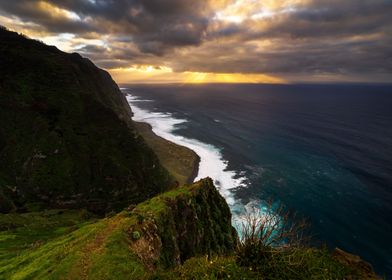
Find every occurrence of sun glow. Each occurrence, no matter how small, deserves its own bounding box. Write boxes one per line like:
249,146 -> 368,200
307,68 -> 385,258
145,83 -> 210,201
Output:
213,0 -> 304,23
182,72 -> 285,84
109,65 -> 285,84
38,1 -> 81,21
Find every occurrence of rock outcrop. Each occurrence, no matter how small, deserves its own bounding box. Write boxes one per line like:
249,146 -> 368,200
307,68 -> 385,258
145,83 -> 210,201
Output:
128,178 -> 238,269
333,248 -> 381,280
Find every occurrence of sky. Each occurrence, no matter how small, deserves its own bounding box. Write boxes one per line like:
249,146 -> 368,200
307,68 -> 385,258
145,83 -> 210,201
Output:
0,0 -> 391,84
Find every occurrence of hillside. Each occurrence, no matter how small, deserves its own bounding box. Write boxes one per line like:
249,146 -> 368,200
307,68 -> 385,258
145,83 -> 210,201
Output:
0,27 -> 174,214
0,179 -> 237,279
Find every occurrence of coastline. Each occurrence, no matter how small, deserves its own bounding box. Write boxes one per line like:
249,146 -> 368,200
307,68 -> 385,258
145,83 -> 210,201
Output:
134,121 -> 200,185
124,91 -> 248,223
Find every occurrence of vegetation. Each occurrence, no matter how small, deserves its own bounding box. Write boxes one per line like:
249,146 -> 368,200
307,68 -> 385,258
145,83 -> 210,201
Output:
0,209 -> 96,260
0,28 -> 174,214
134,122 -> 200,186
0,179 -> 237,279
152,249 -> 350,280
151,256 -> 260,279
0,211 -> 146,279
152,201 -> 351,280
236,201 -> 308,269
0,179 -> 363,279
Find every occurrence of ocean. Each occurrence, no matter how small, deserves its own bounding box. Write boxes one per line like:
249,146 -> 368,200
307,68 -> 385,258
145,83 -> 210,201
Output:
122,83 -> 392,277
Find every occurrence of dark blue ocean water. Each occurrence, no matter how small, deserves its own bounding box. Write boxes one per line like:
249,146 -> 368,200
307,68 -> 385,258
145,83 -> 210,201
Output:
124,83 -> 392,277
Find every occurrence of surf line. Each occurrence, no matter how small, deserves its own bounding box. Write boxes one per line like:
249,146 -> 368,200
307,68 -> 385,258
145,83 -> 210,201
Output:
124,91 -> 249,222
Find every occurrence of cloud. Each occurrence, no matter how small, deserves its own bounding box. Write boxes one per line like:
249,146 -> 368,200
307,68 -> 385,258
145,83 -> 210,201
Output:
0,1 -> 96,33
170,0 -> 392,78
0,0 -> 391,82
0,0 -> 226,54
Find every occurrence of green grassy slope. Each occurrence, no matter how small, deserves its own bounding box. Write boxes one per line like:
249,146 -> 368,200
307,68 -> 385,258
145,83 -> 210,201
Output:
0,27 -> 174,213
0,179 -> 237,279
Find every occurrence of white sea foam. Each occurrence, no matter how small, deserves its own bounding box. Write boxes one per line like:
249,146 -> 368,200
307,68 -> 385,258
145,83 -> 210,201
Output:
125,92 -> 247,214
127,96 -> 153,102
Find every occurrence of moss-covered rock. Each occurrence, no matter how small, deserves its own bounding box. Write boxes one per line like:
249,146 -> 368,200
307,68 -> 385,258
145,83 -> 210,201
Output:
0,28 -> 174,214
128,178 -> 238,269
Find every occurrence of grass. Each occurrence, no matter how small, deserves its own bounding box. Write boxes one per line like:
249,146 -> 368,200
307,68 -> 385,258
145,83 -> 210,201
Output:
87,228 -> 147,280
151,256 -> 259,279
0,210 -> 147,279
0,209 -> 96,260
254,247 -> 350,280
134,122 -> 199,186
151,248 -> 350,280
0,181 -> 207,279
0,209 -> 98,279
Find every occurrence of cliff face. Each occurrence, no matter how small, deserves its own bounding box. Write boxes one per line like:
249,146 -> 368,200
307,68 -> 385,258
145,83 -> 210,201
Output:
129,178 -> 237,269
0,179 -> 237,279
0,28 -> 173,213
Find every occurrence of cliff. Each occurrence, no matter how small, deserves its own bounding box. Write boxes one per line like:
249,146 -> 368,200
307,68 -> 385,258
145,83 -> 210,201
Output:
0,28 -> 174,213
0,27 -> 381,280
0,179 -> 237,279
129,178 -> 237,269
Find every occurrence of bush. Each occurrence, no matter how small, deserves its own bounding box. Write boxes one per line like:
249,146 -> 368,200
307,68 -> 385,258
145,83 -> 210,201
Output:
234,201 -> 351,278
132,231 -> 141,240
236,200 -> 309,269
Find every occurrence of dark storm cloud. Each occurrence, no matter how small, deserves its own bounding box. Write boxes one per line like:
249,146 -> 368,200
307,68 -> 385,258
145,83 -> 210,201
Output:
171,36 -> 392,75
0,0 -> 220,54
55,0 -> 214,54
207,0 -> 392,41
177,0 -> 392,77
0,0 -> 391,81
0,1 -> 96,33
266,0 -> 392,39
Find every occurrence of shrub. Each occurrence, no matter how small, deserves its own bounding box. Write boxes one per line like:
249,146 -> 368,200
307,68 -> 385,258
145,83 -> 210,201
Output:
132,231 -> 141,240
236,200 -> 309,269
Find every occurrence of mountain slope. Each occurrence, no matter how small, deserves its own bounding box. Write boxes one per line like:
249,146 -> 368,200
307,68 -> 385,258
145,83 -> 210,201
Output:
0,27 -> 173,213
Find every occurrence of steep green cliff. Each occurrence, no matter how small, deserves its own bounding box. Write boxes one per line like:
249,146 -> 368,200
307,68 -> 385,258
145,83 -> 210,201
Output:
0,28 -> 173,213
130,177 -> 237,269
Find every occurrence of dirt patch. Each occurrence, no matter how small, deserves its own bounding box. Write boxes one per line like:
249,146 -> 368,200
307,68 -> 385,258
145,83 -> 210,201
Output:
128,221 -> 162,270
